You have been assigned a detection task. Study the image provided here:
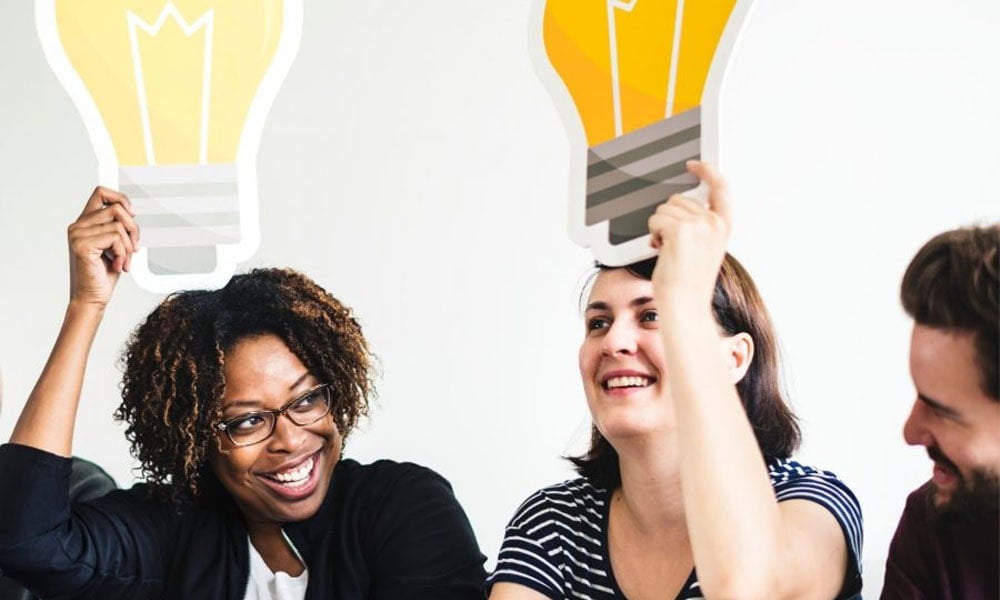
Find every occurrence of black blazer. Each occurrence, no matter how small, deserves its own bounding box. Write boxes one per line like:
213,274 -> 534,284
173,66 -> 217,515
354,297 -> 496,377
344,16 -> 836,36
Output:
0,444 -> 486,599
0,455 -> 117,600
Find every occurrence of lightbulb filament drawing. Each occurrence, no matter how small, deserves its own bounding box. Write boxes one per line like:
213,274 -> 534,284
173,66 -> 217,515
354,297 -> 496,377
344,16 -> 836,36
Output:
127,4 -> 214,166
36,0 -> 304,293
536,0 -> 754,266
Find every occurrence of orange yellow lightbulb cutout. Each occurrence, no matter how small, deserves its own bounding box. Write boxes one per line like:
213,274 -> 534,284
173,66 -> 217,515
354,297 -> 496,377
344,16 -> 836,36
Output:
538,0 -> 753,265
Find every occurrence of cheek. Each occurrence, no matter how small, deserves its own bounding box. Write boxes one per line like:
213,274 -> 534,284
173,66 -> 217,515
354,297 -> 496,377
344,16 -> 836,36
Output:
318,419 -> 343,454
579,341 -> 598,377
210,447 -> 256,482
961,432 -> 1000,471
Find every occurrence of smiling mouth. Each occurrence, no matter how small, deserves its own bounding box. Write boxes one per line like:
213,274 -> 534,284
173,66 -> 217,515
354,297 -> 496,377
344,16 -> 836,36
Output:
262,454 -> 317,489
603,375 -> 655,390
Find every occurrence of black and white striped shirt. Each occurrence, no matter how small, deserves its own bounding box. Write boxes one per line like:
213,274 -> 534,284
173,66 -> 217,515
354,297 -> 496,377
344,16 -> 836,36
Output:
486,458 -> 863,599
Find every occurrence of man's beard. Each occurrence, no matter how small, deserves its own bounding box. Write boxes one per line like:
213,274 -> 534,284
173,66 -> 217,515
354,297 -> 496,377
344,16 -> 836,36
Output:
927,446 -> 1000,521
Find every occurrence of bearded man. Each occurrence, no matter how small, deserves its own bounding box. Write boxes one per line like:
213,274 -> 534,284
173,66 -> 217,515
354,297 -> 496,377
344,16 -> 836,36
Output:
882,224 -> 999,600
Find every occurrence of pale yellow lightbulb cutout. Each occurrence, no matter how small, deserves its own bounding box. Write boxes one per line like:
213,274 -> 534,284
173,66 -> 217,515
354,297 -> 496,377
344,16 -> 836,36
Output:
36,0 -> 303,293
534,0 -> 755,266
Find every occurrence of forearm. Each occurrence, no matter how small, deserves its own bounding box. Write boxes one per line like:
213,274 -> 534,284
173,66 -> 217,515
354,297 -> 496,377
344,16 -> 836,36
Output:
9,300 -> 105,456
660,303 -> 783,596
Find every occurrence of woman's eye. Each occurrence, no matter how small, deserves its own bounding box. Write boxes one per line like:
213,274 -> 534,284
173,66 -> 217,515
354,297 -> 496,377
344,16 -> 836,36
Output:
229,414 -> 265,432
293,390 -> 321,410
640,309 -> 659,323
586,317 -> 610,332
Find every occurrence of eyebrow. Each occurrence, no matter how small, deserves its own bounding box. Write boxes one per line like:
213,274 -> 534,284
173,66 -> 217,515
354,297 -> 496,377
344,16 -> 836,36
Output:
917,393 -> 964,420
585,296 -> 656,312
221,372 -> 313,411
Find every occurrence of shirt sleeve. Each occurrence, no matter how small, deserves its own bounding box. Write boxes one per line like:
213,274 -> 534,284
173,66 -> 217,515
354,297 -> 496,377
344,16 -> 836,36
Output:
0,443 -> 167,599
772,465 -> 864,599
364,464 -> 487,600
484,491 -> 565,599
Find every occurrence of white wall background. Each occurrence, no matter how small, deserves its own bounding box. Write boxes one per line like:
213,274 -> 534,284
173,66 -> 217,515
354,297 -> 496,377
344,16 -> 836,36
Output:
1,1 -> 998,597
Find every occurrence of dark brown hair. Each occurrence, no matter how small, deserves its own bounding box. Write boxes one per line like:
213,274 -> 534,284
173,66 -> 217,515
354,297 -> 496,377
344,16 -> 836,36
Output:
115,268 -> 376,505
901,224 -> 999,401
570,254 -> 801,489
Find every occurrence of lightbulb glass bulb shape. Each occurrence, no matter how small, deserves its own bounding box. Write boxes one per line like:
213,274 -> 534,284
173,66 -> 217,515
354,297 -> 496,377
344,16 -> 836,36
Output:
537,0 -> 754,266
37,0 -> 303,293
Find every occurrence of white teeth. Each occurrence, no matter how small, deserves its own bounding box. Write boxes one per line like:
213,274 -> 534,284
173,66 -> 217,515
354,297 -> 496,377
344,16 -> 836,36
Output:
605,376 -> 651,389
271,456 -> 314,485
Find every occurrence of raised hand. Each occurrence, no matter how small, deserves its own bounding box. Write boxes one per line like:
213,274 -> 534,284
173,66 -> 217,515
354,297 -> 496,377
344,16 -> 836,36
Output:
646,160 -> 731,307
67,187 -> 139,307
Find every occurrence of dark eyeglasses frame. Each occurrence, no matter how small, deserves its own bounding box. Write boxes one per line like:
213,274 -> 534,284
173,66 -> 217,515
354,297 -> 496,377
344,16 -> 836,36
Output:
215,383 -> 333,447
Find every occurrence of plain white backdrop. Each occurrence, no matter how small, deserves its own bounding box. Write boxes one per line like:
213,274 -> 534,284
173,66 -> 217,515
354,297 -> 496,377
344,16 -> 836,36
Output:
1,2 -> 997,597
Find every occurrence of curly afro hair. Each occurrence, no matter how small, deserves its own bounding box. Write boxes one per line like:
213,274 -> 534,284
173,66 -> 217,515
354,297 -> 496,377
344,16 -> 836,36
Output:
115,268 -> 376,506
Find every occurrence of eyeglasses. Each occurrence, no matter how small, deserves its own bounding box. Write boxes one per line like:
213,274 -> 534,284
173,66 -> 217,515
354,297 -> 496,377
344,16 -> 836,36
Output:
215,383 -> 333,447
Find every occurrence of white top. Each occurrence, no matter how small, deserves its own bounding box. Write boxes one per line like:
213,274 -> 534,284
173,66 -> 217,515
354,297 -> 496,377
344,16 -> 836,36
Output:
243,533 -> 309,600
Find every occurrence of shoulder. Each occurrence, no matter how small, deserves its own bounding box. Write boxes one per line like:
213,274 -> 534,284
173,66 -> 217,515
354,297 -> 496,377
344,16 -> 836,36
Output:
889,481 -> 934,542
770,459 -> 865,597
903,481 -> 933,511
333,458 -> 455,500
320,458 -> 486,588
891,481 -> 933,533
326,458 -> 472,530
489,479 -> 609,597
767,458 -> 861,523
769,458 -> 864,566
768,458 -> 860,506
506,477 -> 607,531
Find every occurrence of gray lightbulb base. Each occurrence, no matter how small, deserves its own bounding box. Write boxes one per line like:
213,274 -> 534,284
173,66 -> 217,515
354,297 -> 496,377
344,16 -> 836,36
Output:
585,106 -> 702,246
118,163 -> 241,277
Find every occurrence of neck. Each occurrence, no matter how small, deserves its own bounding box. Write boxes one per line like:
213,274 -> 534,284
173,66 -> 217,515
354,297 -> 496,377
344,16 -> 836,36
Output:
248,525 -> 305,576
614,435 -> 687,533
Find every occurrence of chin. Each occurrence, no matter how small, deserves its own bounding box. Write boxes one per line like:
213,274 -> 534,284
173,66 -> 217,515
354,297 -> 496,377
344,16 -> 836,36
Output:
598,415 -> 673,443
931,468 -> 1000,520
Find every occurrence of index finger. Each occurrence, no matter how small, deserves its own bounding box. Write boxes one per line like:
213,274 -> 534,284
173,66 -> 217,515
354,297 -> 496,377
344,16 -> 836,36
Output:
80,186 -> 133,218
686,160 -> 731,226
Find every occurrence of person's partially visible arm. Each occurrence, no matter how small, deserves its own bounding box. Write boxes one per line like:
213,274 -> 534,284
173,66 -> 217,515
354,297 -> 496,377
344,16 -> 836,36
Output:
9,187 -> 137,455
648,162 -> 849,600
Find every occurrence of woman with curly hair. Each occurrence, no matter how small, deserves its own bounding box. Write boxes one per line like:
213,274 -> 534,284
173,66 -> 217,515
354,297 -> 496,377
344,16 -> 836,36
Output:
0,188 -> 486,599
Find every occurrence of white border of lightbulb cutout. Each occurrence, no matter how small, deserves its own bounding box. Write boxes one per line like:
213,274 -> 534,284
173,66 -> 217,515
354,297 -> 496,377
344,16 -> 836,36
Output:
34,0 -> 304,295
528,0 -> 758,267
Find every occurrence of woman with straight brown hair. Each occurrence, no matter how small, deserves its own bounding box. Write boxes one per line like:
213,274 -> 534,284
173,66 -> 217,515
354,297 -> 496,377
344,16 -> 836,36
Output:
487,162 -> 863,600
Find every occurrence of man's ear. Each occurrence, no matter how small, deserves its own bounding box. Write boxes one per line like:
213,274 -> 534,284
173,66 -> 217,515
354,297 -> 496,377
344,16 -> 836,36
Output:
725,332 -> 754,384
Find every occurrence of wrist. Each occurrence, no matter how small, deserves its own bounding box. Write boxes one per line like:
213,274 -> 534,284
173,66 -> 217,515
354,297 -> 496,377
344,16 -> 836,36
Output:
65,298 -> 108,322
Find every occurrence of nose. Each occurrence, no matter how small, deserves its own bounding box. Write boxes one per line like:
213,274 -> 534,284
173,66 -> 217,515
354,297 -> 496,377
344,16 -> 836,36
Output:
266,412 -> 308,452
902,399 -> 930,447
601,319 -> 638,356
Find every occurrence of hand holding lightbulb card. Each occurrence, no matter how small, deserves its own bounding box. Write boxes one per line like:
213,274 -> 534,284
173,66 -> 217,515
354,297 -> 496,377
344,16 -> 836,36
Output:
68,187 -> 140,308
647,160 -> 731,305
534,0 -> 753,267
